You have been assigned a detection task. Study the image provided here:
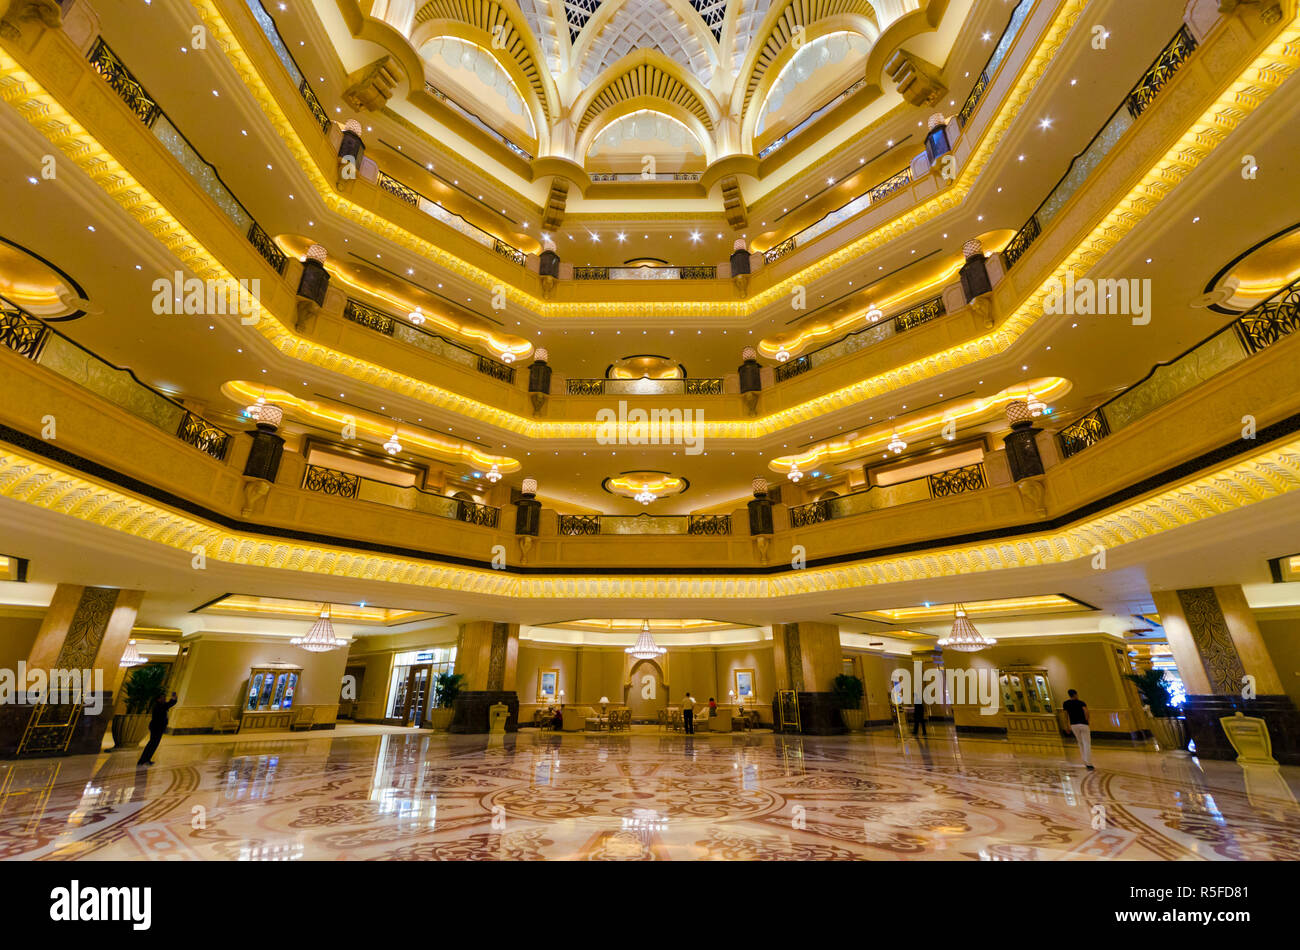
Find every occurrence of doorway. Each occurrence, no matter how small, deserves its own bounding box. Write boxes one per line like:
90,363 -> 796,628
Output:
627,660 -> 667,722
394,664 -> 432,726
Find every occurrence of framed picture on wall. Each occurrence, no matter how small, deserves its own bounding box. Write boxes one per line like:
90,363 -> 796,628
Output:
734,669 -> 755,703
538,669 -> 559,702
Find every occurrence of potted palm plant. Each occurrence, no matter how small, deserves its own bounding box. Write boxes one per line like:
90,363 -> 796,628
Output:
1125,669 -> 1187,754
833,674 -> 866,732
426,671 -> 463,731
111,663 -> 167,749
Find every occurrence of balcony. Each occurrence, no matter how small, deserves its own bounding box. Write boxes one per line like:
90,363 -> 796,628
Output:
788,463 -> 989,528
557,513 -> 732,536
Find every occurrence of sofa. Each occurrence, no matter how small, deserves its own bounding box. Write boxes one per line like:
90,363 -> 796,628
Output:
561,706 -> 597,731
700,709 -> 734,732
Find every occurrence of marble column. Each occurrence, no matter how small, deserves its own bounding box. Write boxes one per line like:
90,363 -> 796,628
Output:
771,622 -> 843,734
450,621 -> 520,733
0,584 -> 143,758
1153,585 -> 1299,764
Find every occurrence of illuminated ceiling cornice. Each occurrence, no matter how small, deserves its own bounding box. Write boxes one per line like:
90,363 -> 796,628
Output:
2,435 -> 1297,600
842,594 -> 1094,623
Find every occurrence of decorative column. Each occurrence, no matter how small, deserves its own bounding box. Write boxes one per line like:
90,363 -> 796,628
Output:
527,348 -> 552,416
1152,586 -> 1299,764
0,584 -> 143,758
295,244 -> 330,332
450,621 -> 520,733
771,622 -> 843,734
738,346 -> 762,416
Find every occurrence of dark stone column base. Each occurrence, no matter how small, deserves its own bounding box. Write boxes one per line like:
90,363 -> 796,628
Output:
0,694 -> 113,759
1184,694 -> 1300,765
450,691 -> 519,734
772,693 -> 844,735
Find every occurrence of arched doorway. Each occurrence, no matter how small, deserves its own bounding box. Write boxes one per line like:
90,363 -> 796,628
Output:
625,659 -> 667,722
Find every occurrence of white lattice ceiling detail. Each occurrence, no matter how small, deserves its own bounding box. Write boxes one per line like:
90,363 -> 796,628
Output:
730,0 -> 774,76
518,0 -> 563,73
579,0 -> 716,86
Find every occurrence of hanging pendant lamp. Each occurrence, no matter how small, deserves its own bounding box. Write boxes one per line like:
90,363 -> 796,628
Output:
937,603 -> 997,652
625,619 -> 666,660
291,604 -> 348,653
119,639 -> 146,667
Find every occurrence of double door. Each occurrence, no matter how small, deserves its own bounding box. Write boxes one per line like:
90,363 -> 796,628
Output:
393,664 -> 432,727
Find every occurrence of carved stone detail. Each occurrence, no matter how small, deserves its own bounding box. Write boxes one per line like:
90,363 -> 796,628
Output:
343,56 -> 401,112
1176,588 -> 1247,695
884,50 -> 947,107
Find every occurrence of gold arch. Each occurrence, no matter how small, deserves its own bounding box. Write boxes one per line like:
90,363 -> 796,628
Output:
577,101 -> 715,167
575,50 -> 718,136
412,0 -> 559,120
412,29 -> 541,141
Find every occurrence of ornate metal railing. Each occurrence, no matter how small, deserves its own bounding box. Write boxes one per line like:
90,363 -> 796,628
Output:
789,500 -> 831,528
1126,26 -> 1198,119
558,514 -> 601,536
928,462 -> 987,498
246,222 -> 287,275
573,266 -> 609,280
868,169 -> 912,204
764,238 -> 797,265
774,356 -> 812,383
302,465 -> 361,498
893,297 -> 946,333
493,239 -> 526,266
678,265 -> 717,280
376,171 -> 421,207
590,172 -> 701,182
1235,281 -> 1300,354
0,300 -> 52,360
88,37 -> 162,127
687,514 -> 732,535
1002,214 -> 1041,270
297,77 -> 331,133
247,0 -> 333,134
566,378 -> 607,396
476,354 -> 516,384
176,411 -> 233,462
956,0 -> 1032,129
457,499 -> 500,528
1057,410 -> 1111,459
957,69 -> 989,128
343,299 -> 396,335
684,378 -> 723,395
425,82 -> 534,160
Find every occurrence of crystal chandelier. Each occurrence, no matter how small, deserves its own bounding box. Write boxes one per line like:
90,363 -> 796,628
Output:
787,463 -> 803,483
887,431 -> 907,454
1027,391 -> 1047,417
775,346 -> 790,362
408,307 -> 426,325
866,305 -> 883,323
625,619 -> 666,660
937,604 -> 997,652
383,432 -> 402,455
634,488 -> 656,505
500,351 -> 516,364
119,639 -> 145,667
291,604 -> 348,653
244,396 -> 283,430
485,463 -> 502,483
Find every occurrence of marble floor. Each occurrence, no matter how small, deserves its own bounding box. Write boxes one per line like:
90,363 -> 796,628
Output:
2,725 -> 1298,860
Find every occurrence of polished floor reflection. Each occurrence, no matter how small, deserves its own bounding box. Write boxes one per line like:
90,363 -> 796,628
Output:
1,725 -> 1297,860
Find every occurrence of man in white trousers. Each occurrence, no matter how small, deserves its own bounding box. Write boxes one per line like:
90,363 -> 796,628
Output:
1062,689 -> 1094,770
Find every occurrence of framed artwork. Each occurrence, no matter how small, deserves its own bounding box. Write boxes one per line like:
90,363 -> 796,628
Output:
537,669 -> 559,702
734,669 -> 755,703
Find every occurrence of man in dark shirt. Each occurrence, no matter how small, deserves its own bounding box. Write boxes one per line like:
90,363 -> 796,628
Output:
137,692 -> 178,766
1062,689 -> 1094,770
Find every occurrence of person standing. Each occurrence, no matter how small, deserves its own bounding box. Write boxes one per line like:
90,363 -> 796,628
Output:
682,692 -> 696,734
912,698 -> 927,736
137,691 -> 178,766
1063,689 -> 1094,770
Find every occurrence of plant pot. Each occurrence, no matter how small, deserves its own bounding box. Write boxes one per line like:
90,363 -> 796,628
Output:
1150,716 -> 1188,754
839,709 -> 865,732
425,708 -> 455,732
111,713 -> 150,749
1219,712 -> 1276,765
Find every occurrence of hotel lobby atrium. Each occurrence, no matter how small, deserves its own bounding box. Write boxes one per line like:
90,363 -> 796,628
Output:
2,0 -> 1300,882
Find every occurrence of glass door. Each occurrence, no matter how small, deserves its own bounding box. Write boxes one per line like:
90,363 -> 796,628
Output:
402,665 -> 431,726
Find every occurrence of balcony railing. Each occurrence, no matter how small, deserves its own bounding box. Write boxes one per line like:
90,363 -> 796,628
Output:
788,463 -> 988,526
86,37 -> 286,275
425,82 -> 534,161
564,377 -> 723,396
246,0 -> 332,133
342,299 -> 515,384
763,167 -> 913,265
558,513 -> 732,535
1,296 -> 231,461
757,77 -> 868,160
590,172 -> 702,182
956,0 -> 1034,129
1004,24 -> 1198,272
572,265 -> 718,281
1057,278 -> 1300,460
374,171 -> 526,266
301,464 -> 500,528
773,296 -> 946,383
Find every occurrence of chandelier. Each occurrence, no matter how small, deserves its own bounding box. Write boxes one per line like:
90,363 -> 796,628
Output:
500,351 -> 516,364
775,346 -> 790,362
634,488 -> 656,505
866,305 -> 883,323
625,619 -> 666,660
485,463 -> 502,483
408,307 -> 426,325
383,432 -> 402,455
244,396 -> 283,429
937,604 -> 997,652
887,431 -> 907,454
291,604 -> 348,653
1027,391 -> 1047,417
119,639 -> 145,667
787,463 -> 803,483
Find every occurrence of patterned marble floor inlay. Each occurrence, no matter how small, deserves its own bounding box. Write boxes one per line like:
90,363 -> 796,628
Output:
1,726 -> 1298,860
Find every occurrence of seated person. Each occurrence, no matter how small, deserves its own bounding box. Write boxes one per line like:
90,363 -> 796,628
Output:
550,706 -> 563,730
707,697 -> 718,717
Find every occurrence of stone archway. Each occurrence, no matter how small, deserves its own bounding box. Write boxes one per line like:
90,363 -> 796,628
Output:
624,658 -> 668,722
